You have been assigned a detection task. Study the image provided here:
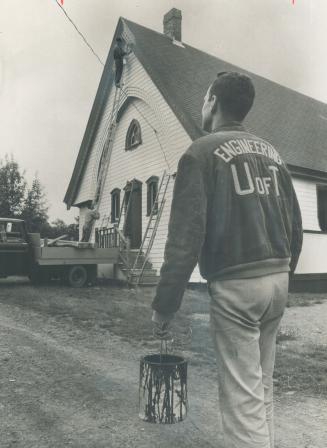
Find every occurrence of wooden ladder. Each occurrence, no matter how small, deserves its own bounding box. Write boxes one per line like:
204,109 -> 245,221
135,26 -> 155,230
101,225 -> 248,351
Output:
93,86 -> 123,209
88,85 -> 123,242
129,171 -> 171,285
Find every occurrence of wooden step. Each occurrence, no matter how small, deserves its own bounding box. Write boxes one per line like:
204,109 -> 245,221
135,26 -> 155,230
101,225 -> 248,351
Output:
117,259 -> 152,270
118,253 -> 152,270
116,265 -> 159,286
128,268 -> 158,277
130,275 -> 159,286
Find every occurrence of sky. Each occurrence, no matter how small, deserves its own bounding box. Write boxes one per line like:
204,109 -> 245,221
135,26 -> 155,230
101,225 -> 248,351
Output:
0,0 -> 326,221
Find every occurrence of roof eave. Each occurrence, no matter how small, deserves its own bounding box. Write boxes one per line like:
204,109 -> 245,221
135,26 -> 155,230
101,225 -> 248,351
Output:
64,18 -> 126,209
288,164 -> 327,183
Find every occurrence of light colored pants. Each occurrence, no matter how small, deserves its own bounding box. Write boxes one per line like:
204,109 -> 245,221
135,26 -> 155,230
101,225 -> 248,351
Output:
209,272 -> 289,448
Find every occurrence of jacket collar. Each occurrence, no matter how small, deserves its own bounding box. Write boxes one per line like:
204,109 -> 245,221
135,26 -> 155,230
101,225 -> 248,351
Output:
212,121 -> 246,133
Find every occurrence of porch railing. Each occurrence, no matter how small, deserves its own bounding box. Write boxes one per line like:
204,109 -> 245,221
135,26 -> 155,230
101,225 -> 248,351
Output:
95,226 -> 131,271
95,226 -> 118,248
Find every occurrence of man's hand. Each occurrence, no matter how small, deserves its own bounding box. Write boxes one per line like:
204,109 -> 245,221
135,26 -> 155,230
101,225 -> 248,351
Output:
126,44 -> 133,55
152,310 -> 174,339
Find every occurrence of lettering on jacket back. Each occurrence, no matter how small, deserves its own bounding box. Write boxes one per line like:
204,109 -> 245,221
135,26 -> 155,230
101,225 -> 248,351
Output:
214,138 -> 281,197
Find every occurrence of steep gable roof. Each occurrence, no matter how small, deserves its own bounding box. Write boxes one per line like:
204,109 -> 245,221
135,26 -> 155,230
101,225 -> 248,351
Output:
125,19 -> 327,172
64,17 -> 327,208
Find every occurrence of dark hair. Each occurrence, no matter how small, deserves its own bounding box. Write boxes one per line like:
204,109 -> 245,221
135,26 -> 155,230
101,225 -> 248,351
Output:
209,72 -> 255,121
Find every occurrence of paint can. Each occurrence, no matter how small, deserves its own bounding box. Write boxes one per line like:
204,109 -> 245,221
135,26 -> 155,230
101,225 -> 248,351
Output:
139,353 -> 188,424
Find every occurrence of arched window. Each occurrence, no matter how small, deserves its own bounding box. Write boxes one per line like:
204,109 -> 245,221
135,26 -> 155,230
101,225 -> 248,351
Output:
111,188 -> 121,223
146,176 -> 159,216
125,119 -> 142,150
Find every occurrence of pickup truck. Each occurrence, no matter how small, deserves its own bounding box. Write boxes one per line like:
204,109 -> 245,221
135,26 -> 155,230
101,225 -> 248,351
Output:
0,218 -> 119,287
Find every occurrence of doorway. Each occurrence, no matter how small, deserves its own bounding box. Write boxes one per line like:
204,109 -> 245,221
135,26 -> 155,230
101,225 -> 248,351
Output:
124,179 -> 142,249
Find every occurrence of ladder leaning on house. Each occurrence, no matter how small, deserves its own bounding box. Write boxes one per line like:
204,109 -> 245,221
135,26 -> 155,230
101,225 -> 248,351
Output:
93,86 -> 123,211
128,171 -> 171,285
87,85 -> 123,242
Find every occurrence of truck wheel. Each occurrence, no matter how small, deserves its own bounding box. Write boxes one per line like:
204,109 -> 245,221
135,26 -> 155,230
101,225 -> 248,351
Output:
67,265 -> 88,288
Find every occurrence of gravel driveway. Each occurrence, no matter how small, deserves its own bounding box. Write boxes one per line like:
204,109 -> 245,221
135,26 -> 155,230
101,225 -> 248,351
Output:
0,278 -> 326,448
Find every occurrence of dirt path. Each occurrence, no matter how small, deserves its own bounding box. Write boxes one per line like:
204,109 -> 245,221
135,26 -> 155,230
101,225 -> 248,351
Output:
0,278 -> 325,448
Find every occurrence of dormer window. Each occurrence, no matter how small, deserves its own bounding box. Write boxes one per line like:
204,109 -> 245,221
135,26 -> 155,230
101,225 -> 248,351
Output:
125,119 -> 142,150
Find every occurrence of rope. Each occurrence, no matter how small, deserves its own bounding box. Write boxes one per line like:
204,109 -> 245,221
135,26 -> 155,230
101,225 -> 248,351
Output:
50,2 -> 170,171
53,0 -> 105,66
51,1 -> 172,190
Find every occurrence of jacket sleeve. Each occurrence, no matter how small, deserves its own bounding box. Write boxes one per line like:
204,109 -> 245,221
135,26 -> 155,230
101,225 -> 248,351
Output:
152,152 -> 207,315
289,186 -> 303,273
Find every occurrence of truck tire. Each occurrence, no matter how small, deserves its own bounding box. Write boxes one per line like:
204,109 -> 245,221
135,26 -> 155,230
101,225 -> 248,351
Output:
67,265 -> 88,288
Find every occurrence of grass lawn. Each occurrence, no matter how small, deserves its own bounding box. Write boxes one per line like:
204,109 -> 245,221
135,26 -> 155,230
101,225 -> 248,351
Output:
274,293 -> 327,397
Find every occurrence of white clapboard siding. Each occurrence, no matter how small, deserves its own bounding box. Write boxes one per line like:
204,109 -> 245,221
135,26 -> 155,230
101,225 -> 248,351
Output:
292,177 -> 320,231
74,54 -> 191,204
72,54 -> 208,281
74,79 -> 119,205
296,232 -> 327,273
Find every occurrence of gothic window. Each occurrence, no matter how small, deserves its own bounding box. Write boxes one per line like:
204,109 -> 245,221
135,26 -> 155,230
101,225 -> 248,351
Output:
146,176 -> 159,216
111,188 -> 121,223
317,186 -> 327,231
125,119 -> 142,150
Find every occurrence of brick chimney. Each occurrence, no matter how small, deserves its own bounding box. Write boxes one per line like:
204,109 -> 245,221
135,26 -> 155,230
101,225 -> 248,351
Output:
163,8 -> 182,41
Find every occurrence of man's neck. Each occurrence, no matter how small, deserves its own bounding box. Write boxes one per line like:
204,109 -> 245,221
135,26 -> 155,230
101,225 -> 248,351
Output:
212,114 -> 235,129
211,118 -> 243,133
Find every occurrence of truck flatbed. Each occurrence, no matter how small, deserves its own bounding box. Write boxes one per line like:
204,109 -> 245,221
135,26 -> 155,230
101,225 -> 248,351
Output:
0,217 -> 119,287
34,246 -> 119,266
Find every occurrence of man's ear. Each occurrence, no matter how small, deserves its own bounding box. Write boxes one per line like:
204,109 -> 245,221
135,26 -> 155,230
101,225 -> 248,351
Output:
210,94 -> 218,114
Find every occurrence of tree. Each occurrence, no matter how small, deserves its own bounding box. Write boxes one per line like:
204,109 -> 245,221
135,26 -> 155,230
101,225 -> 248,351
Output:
45,218 -> 79,240
0,155 -> 78,240
0,155 -> 26,217
22,176 -> 49,233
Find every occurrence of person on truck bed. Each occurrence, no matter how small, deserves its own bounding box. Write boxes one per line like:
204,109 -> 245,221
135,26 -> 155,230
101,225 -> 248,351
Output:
81,208 -> 100,242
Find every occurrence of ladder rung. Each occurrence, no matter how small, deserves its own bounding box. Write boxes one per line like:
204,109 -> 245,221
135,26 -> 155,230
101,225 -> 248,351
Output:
127,172 -> 171,284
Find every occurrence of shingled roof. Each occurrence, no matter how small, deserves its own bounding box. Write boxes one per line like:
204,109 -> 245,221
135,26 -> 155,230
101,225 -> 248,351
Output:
64,17 -> 327,208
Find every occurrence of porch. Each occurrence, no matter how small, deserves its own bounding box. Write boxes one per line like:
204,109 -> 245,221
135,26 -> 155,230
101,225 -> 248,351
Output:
95,226 -> 159,285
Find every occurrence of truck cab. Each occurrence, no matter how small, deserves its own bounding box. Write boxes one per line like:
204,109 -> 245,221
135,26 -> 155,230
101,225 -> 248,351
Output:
0,218 -> 32,277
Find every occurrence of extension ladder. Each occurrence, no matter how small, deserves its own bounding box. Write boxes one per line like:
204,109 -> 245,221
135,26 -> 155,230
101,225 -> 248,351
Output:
93,86 -> 122,209
129,171 -> 171,285
88,83 -> 123,243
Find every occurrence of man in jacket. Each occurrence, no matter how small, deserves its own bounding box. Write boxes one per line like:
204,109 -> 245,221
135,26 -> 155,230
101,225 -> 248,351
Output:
151,72 -> 303,448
